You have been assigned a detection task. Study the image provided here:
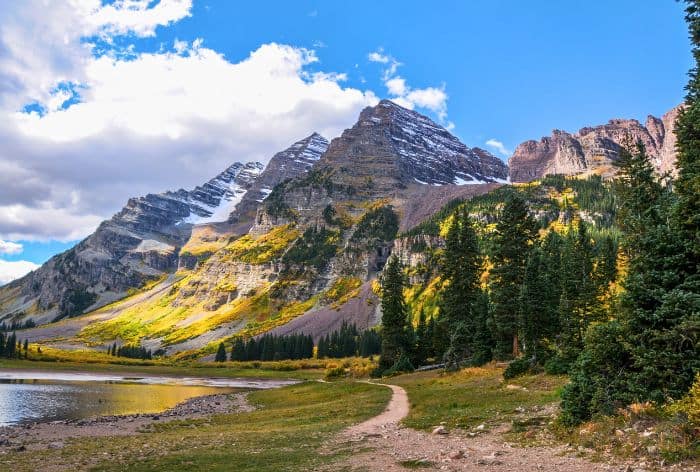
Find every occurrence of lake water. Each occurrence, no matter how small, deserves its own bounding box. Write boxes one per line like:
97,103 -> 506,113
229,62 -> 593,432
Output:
0,370 -> 296,426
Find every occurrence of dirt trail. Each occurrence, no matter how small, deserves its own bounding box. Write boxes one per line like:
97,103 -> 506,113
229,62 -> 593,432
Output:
330,383 -> 638,472
344,383 -> 409,437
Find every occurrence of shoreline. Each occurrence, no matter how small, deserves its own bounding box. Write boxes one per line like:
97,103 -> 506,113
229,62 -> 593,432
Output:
0,391 -> 254,452
0,367 -> 300,389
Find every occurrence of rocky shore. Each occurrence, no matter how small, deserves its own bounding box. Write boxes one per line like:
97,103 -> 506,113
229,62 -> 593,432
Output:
0,392 -> 253,452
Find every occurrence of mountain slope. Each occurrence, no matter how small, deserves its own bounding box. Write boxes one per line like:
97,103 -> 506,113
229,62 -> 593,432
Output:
0,161 -> 264,324
7,100 -> 505,356
509,105 -> 681,182
229,133 -> 329,223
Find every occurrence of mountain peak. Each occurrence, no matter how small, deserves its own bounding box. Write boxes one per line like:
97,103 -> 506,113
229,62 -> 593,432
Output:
320,99 -> 508,189
227,133 -> 330,222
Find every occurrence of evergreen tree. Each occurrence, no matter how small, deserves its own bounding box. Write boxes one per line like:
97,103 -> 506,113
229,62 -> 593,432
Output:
518,247 -> 549,364
231,338 -> 246,361
414,309 -> 428,366
379,255 -> 409,371
215,342 -> 227,362
438,209 -> 484,369
676,1 -> 700,264
490,193 -> 538,359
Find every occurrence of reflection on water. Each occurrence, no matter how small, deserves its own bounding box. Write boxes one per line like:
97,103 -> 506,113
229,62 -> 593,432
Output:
0,370 -> 296,426
0,380 -> 228,426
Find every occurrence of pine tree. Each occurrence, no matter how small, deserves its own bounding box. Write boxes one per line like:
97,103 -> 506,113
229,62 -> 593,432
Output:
379,255 -> 409,371
439,209 -> 484,370
518,247 -> 549,364
215,342 -> 227,362
231,338 -> 246,361
490,193 -> 538,359
676,1 -> 700,263
414,309 -> 428,366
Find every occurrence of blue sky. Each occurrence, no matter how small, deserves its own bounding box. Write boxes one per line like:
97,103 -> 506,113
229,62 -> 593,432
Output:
0,0 -> 692,281
160,1 -> 691,147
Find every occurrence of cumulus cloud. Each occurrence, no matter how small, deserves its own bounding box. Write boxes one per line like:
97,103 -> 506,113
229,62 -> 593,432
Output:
80,0 -> 193,38
0,240 -> 22,255
485,139 -> 512,156
368,48 -> 449,124
0,0 -> 193,111
0,260 -> 39,286
0,5 -> 379,242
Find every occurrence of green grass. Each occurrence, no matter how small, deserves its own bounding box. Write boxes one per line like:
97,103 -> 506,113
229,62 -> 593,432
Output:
0,381 -> 391,472
388,365 -> 567,431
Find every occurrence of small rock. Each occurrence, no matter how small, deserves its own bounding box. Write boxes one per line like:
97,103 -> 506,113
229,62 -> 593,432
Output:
615,429 -> 625,438
475,424 -> 485,431
646,445 -> 657,454
432,426 -> 448,435
448,450 -> 464,460
151,415 -> 160,421
48,441 -> 64,449
14,445 -> 25,452
514,406 -> 526,413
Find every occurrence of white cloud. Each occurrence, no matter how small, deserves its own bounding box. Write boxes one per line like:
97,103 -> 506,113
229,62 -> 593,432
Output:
0,1 -> 194,111
0,259 -> 39,286
0,5 -> 379,241
368,51 -> 390,64
0,240 -> 22,255
385,77 -> 406,96
368,48 -> 449,124
79,0 -> 193,38
486,139 -> 512,156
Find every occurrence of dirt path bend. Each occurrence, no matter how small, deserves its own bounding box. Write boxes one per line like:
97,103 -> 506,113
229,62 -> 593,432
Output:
344,383 -> 409,437
329,383 -> 633,472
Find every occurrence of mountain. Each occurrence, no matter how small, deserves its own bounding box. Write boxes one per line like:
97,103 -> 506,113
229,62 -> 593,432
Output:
229,133 -> 329,223
0,161 -> 265,324
3,99 -> 503,356
508,105 -> 681,182
317,99 -> 508,191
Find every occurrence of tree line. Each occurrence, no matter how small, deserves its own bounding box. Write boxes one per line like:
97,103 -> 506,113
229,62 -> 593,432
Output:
0,319 -> 36,331
317,321 -> 381,358
215,323 -> 382,362
107,343 -> 153,360
0,332 -> 29,359
377,194 -> 618,377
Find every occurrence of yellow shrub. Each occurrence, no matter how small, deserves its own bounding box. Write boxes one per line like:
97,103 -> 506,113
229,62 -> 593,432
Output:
669,374 -> 700,424
225,224 -> 299,264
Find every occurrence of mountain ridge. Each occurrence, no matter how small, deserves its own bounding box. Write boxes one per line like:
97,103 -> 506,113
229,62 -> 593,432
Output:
508,105 -> 681,182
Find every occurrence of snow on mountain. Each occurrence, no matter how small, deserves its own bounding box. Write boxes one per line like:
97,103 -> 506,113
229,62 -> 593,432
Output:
183,162 -> 264,224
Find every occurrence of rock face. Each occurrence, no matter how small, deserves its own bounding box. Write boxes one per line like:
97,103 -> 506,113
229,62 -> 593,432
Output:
508,105 -> 681,182
318,99 -> 508,191
0,162 -> 266,323
230,133 -> 329,223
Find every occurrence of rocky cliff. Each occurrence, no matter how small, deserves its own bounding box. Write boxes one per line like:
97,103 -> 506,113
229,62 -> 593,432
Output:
508,106 -> 681,182
0,161 -> 265,324
229,133 -> 329,224
317,99 -> 508,193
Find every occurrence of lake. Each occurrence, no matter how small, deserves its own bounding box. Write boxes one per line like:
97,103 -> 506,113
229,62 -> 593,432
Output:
0,370 -> 296,426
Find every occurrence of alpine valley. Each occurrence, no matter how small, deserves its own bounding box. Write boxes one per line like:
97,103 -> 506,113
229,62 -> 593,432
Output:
0,99 -> 680,359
